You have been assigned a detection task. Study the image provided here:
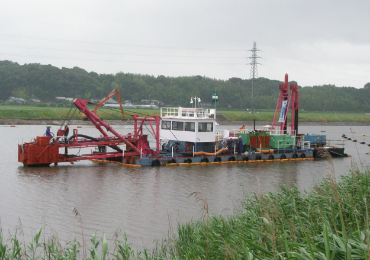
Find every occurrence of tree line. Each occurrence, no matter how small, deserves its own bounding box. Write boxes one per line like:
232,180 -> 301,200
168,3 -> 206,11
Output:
0,60 -> 369,112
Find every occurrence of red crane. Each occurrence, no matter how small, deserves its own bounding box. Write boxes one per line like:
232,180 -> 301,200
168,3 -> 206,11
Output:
18,95 -> 161,167
93,89 -> 125,118
271,74 -> 299,135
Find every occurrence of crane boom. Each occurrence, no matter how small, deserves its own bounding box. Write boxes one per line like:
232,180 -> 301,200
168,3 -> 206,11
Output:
93,89 -> 124,119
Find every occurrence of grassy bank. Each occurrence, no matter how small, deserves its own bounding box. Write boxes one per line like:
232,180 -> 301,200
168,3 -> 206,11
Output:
221,110 -> 370,122
2,168 -> 370,259
0,105 -> 160,120
1,105 -> 370,122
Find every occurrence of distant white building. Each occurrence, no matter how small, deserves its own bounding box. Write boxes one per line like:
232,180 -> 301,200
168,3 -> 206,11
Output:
141,99 -> 164,106
105,98 -> 118,104
30,95 -> 40,103
8,96 -> 26,103
91,98 -> 101,103
56,97 -> 73,102
104,99 -> 158,109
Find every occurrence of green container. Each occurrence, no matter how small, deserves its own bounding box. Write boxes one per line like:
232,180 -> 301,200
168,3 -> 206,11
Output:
238,133 -> 250,145
270,135 -> 295,149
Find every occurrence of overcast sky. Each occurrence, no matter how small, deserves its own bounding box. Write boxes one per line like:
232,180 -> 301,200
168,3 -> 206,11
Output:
1,0 -> 369,88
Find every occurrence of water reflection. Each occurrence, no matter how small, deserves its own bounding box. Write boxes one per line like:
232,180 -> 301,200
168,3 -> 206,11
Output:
17,165 -> 61,178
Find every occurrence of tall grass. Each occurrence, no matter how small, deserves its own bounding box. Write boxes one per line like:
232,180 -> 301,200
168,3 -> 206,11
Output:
2,169 -> 370,259
161,169 -> 370,259
0,227 -> 136,260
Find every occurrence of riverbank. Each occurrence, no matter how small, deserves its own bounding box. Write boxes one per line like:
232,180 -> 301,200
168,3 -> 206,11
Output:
1,105 -> 370,123
1,118 -> 370,126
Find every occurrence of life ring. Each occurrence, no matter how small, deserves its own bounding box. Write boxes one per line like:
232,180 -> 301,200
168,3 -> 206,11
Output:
201,158 -> 209,163
281,154 -> 286,159
300,153 -> 306,158
185,142 -> 193,152
268,155 -> 274,160
228,156 -> 235,161
293,154 -> 298,159
151,159 -> 160,167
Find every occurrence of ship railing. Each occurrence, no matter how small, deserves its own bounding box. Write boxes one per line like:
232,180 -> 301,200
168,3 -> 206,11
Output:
276,139 -> 311,152
217,129 -> 299,141
276,139 -> 294,152
269,129 -> 296,136
301,141 -> 311,150
215,133 -> 227,150
216,128 -> 297,137
217,128 -> 254,139
161,107 -> 179,118
161,107 -> 215,119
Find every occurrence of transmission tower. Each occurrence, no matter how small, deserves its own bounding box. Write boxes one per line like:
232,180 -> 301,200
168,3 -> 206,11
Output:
248,41 -> 261,114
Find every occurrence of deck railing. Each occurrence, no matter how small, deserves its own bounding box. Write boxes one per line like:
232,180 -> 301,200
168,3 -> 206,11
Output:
161,107 -> 216,119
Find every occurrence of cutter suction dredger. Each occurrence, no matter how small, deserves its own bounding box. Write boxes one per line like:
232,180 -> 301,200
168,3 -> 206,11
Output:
18,97 -> 161,167
18,74 -> 344,167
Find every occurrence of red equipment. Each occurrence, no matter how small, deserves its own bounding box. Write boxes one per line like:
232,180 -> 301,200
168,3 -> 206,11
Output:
93,89 -> 124,118
271,74 -> 299,135
18,97 -> 161,166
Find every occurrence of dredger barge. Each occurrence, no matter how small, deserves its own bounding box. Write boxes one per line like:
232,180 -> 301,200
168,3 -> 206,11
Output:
18,74 -> 346,167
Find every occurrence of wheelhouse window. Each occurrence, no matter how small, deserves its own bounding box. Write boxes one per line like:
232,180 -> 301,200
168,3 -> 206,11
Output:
161,121 -> 171,130
185,122 -> 195,132
198,122 -> 213,132
172,121 -> 184,131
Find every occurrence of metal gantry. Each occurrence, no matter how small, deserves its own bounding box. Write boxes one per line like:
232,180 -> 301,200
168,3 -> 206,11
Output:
248,41 -> 261,114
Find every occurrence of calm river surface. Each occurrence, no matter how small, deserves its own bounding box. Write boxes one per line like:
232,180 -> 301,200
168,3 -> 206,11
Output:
0,124 -> 369,250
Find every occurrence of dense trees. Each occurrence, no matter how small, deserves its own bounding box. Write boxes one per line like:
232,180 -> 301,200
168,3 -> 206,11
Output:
0,60 -> 369,112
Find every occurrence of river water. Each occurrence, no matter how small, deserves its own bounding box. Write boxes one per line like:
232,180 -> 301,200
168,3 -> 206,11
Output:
0,124 -> 369,251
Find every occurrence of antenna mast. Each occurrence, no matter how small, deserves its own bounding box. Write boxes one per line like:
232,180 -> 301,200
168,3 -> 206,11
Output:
249,41 -> 261,114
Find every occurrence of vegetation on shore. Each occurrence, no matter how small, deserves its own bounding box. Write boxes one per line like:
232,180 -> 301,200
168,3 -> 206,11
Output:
2,166 -> 370,259
1,105 -> 370,123
1,60 -> 370,113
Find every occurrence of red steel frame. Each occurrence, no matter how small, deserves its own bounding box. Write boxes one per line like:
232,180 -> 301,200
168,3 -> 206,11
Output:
18,98 -> 161,166
93,88 -> 124,118
74,99 -> 160,156
131,114 -> 161,155
271,74 -> 299,135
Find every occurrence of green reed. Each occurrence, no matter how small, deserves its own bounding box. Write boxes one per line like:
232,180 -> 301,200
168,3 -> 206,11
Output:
0,228 -> 137,260
162,169 -> 370,259
2,170 -> 370,259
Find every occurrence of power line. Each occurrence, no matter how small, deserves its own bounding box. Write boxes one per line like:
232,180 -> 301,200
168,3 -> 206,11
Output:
0,52 -> 244,66
262,59 -> 367,87
0,33 -> 247,53
248,41 -> 261,114
0,43 -> 244,59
